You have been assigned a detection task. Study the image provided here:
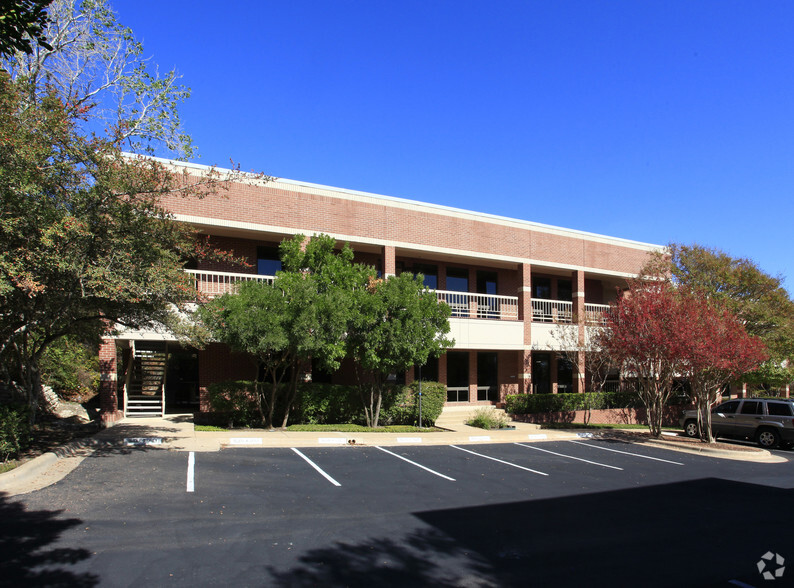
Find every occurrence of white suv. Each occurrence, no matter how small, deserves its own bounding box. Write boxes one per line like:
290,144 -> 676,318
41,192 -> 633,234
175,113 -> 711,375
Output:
680,398 -> 794,449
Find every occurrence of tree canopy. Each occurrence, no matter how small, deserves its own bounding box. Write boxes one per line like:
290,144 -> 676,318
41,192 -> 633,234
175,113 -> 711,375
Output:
0,0 -> 53,57
2,0 -> 193,158
647,243 -> 794,387
347,272 -> 453,428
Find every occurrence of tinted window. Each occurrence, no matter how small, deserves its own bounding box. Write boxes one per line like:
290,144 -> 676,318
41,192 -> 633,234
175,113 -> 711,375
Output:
767,402 -> 794,417
446,267 -> 469,293
740,401 -> 762,415
714,401 -> 740,414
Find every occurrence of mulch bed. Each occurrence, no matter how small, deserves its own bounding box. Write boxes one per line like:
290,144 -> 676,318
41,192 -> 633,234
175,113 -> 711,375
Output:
14,417 -> 101,464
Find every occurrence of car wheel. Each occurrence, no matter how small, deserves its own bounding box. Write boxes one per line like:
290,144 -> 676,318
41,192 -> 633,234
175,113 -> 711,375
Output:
756,428 -> 780,449
683,420 -> 699,438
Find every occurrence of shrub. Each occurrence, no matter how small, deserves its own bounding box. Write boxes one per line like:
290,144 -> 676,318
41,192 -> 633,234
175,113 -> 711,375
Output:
505,390 -> 647,415
40,336 -> 100,399
0,404 -> 30,462
291,383 -> 363,425
467,407 -> 510,430
206,380 -> 260,428
377,381 -> 445,426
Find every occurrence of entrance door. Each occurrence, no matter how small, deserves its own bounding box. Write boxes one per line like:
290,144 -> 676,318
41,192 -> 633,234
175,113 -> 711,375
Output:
165,348 -> 199,411
532,353 -> 551,395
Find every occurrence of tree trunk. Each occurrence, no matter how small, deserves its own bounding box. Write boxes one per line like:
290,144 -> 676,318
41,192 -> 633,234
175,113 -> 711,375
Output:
280,367 -> 301,429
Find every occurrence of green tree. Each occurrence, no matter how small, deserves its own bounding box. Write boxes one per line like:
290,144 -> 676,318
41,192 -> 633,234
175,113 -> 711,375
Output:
347,273 -> 453,428
0,0 -> 53,57
647,243 -> 794,387
199,234 -> 371,429
0,74 -> 222,421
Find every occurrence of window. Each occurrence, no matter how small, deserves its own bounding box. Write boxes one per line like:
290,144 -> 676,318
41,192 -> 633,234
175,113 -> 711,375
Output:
257,246 -> 281,276
532,353 -> 551,395
532,277 -> 551,300
416,356 -> 438,382
740,401 -> 762,415
767,402 -> 794,416
413,263 -> 438,290
476,271 -> 497,295
557,357 -> 574,393
714,400 -> 740,414
446,352 -> 469,402
477,352 -> 498,401
557,279 -> 572,302
446,267 -> 469,292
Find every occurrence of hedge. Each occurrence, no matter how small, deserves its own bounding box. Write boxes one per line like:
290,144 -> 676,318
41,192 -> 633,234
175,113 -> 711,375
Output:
505,390 -> 644,415
202,380 -> 447,427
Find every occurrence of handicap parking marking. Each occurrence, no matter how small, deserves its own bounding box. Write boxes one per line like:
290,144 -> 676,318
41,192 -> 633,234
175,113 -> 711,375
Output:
514,442 -> 624,470
450,445 -> 549,476
186,452 -> 195,492
290,448 -> 342,487
568,440 -> 685,466
374,446 -> 456,481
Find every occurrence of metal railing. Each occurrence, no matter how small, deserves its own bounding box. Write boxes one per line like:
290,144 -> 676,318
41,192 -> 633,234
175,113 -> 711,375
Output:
185,269 -> 275,298
584,303 -> 612,325
531,299 -> 573,323
435,290 -> 519,320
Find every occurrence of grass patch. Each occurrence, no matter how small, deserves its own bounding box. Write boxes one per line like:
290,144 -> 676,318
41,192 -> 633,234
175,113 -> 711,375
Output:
286,424 -> 441,433
196,423 -> 443,433
0,460 -> 19,474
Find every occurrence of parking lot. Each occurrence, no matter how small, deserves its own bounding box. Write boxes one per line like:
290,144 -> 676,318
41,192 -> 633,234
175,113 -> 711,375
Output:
5,439 -> 794,587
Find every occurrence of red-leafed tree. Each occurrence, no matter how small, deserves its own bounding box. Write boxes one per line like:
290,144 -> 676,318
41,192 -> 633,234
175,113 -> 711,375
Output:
679,298 -> 767,442
597,282 -> 690,437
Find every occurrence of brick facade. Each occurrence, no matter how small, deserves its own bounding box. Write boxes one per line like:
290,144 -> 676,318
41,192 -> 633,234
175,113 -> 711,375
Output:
100,161 -> 659,422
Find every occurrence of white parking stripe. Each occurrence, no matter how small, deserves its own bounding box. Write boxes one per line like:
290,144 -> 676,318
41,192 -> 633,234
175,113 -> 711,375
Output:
514,443 -> 624,470
291,448 -> 342,487
186,452 -> 195,493
375,447 -> 456,481
451,445 -> 549,476
568,440 -> 685,465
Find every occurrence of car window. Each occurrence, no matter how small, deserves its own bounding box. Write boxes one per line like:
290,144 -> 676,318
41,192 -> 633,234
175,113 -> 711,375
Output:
740,401 -> 762,415
767,402 -> 794,417
714,401 -> 740,414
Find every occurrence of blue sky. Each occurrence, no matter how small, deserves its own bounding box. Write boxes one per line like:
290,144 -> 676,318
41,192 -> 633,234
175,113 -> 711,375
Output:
117,1 -> 794,291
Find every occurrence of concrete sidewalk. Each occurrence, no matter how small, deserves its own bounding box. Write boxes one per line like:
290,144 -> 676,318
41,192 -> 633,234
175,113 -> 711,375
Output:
0,411 -> 778,495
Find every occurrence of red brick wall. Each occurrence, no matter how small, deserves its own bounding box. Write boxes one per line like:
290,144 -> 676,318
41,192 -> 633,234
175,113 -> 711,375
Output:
99,339 -> 122,426
198,343 -> 257,410
162,178 -> 653,276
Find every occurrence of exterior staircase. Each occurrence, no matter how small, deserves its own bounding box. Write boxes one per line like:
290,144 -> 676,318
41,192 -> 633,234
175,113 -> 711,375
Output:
125,342 -> 166,417
435,405 -> 542,430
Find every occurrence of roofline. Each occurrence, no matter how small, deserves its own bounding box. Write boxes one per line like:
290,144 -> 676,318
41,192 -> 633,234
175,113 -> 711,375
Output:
132,154 -> 664,252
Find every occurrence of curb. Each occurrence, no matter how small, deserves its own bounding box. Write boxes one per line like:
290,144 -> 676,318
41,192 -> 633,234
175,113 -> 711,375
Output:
0,452 -> 58,491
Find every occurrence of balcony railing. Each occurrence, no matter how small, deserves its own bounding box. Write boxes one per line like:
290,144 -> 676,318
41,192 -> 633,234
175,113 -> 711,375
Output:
435,290 -> 519,320
584,303 -> 612,326
531,299 -> 573,323
186,269 -> 274,298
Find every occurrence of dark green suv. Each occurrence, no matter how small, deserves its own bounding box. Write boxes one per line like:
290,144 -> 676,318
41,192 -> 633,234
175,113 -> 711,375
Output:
680,398 -> 794,449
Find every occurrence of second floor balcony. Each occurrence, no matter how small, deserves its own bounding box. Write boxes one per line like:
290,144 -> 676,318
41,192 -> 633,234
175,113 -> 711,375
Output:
186,269 -> 613,325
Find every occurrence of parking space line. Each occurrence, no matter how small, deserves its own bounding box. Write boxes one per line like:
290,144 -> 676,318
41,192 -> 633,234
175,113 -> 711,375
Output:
374,446 -> 456,481
186,452 -> 195,493
514,443 -> 623,470
451,445 -> 549,476
568,440 -> 685,465
291,448 -> 342,487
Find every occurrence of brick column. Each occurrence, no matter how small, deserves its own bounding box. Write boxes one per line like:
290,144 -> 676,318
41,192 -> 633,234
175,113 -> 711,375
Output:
383,245 -> 396,277
573,269 -> 586,394
518,262 -> 532,394
99,338 -> 122,427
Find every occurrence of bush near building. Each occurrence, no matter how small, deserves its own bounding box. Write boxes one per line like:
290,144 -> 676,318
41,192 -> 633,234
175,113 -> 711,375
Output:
202,380 -> 447,429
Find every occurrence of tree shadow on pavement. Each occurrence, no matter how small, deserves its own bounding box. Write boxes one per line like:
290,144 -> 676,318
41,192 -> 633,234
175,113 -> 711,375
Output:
0,492 -> 98,587
265,478 -> 794,587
